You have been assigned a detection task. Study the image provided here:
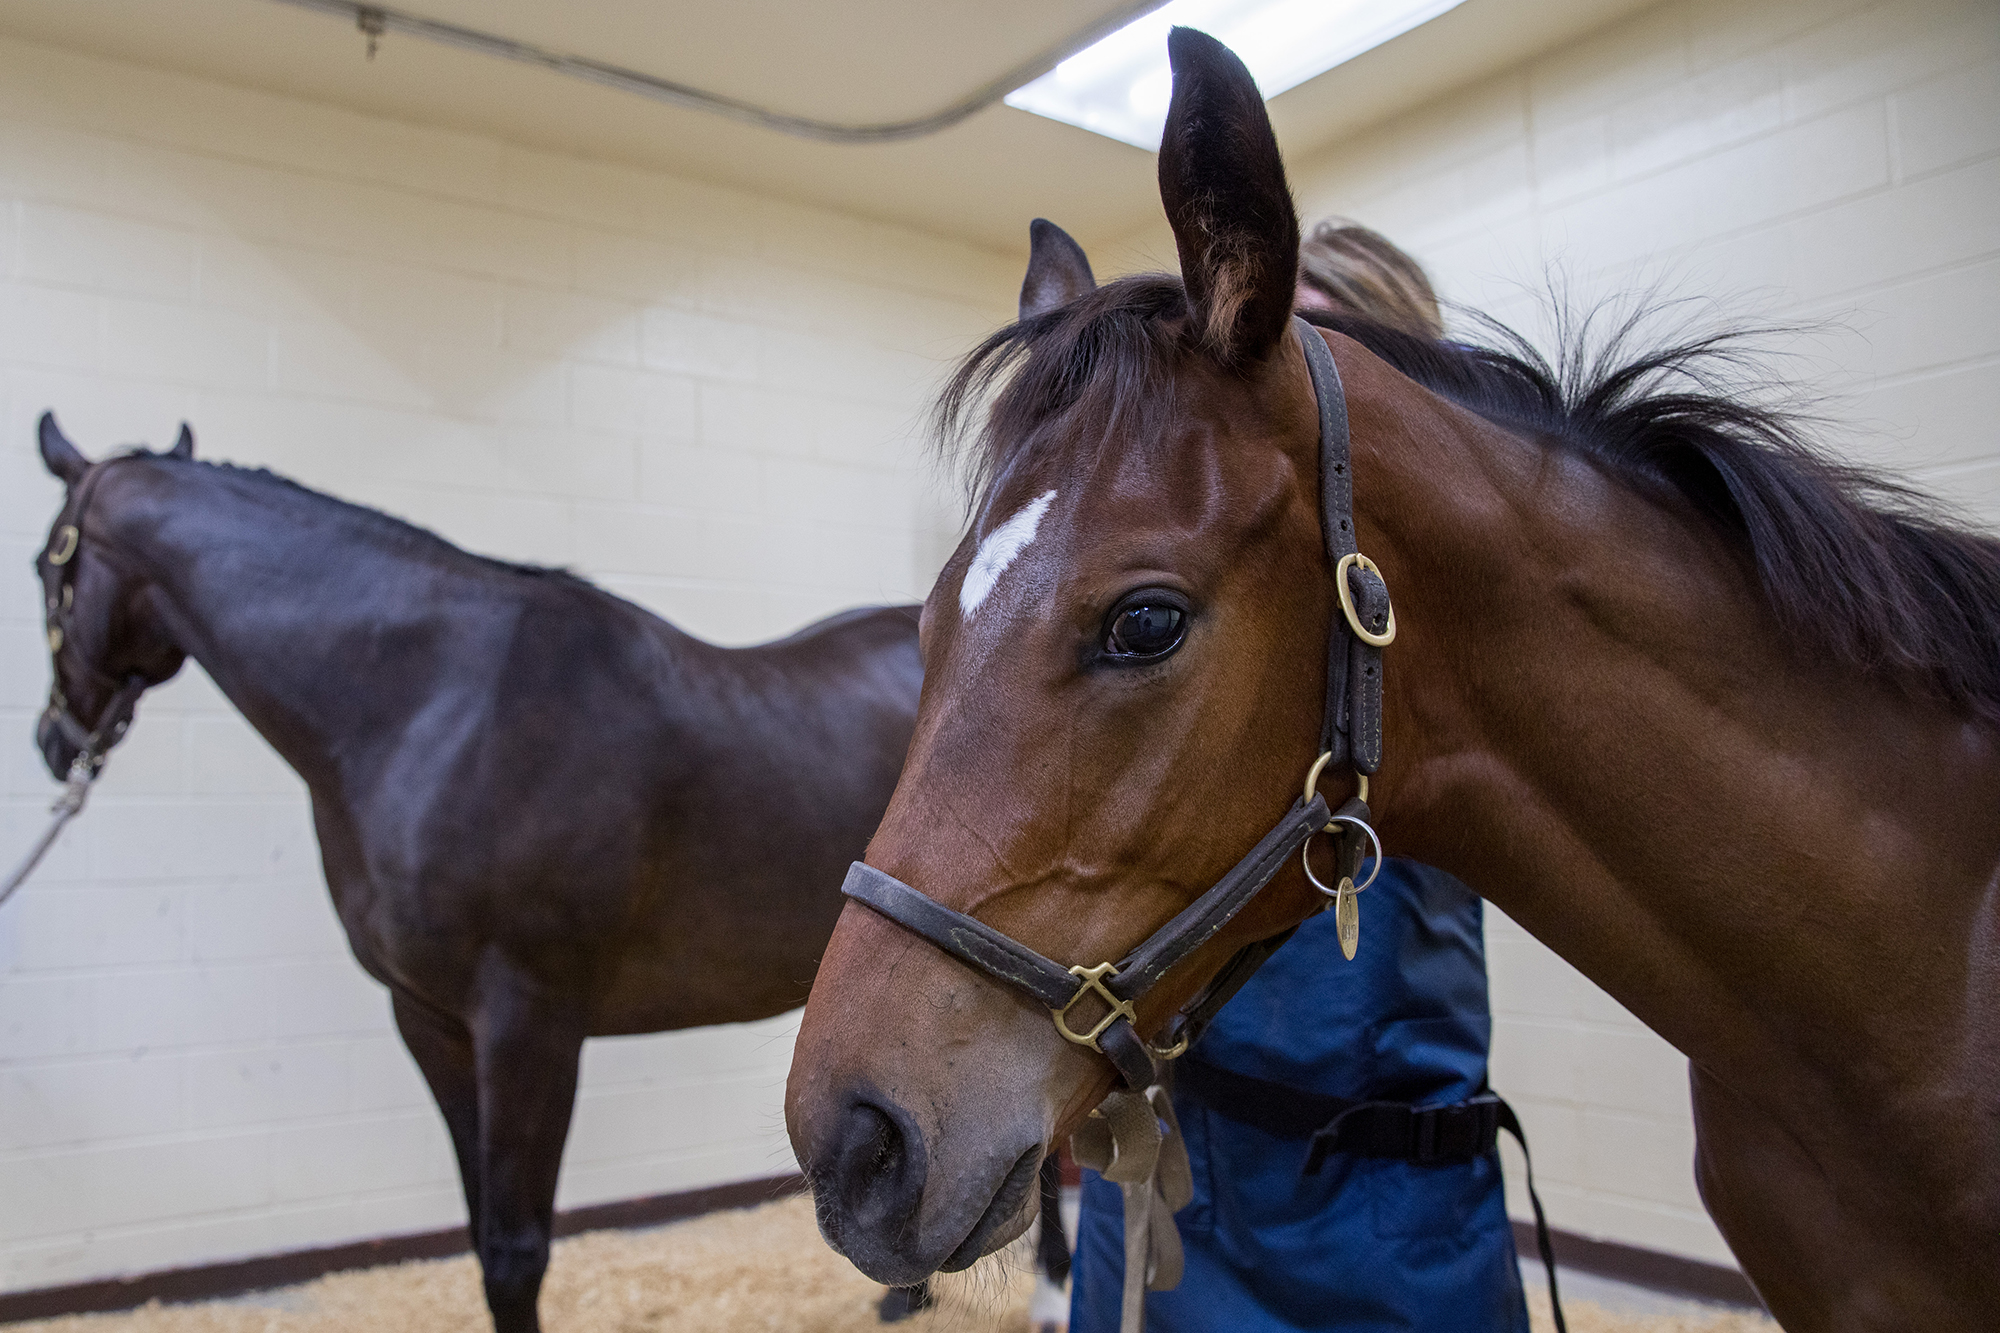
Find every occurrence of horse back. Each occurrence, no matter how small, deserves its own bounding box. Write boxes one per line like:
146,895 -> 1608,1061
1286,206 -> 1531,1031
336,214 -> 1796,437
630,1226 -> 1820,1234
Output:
327,583 -> 921,1030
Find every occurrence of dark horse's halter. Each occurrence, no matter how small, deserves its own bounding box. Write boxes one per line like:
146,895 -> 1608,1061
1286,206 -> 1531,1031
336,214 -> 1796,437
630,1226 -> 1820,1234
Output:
842,318 -> 1392,1092
39,457 -> 150,774
2,459 -> 150,911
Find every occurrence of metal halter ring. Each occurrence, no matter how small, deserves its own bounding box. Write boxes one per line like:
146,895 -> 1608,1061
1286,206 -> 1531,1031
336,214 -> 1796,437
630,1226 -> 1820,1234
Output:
1052,961 -> 1138,1048
47,525 -> 78,566
1335,552 -> 1396,647
1300,817 -> 1385,900
1303,749 -> 1369,808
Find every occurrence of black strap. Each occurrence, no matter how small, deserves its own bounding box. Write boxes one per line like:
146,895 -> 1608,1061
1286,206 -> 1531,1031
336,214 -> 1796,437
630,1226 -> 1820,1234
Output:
1499,1100 -> 1568,1333
1301,321 -> 1352,768
1177,1057 -> 1499,1164
843,862 -> 1080,1010
1304,1094 -> 1503,1169
841,792 -> 1331,1091
1297,320 -> 1389,777
1303,319 -> 1355,572
45,674 -> 147,775
1105,795 -> 1333,1001
1178,1058 -> 1567,1333
1155,925 -> 1300,1058
844,862 -> 1156,1089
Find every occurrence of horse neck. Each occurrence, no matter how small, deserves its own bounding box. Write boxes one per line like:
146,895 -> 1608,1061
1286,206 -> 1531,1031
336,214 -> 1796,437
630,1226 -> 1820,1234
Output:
98,462 -> 538,782
1352,373 -> 2000,1102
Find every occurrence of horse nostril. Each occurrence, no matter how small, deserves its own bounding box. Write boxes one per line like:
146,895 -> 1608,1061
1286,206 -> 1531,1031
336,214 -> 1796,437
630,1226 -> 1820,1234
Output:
34,714 -> 66,779
829,1096 -> 928,1242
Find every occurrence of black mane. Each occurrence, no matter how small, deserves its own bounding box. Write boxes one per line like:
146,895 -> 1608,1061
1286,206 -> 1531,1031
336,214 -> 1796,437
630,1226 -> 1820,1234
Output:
191,458 -> 593,588
938,274 -> 2000,721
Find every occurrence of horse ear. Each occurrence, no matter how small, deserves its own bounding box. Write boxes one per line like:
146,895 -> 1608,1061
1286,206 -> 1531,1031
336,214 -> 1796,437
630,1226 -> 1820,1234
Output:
38,412 -> 88,484
167,422 -> 195,460
1019,219 -> 1096,320
1157,27 -> 1300,366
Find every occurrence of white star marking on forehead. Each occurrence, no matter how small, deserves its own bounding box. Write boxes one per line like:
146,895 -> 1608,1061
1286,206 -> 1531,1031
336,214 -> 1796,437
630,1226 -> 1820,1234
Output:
959,489 -> 1056,620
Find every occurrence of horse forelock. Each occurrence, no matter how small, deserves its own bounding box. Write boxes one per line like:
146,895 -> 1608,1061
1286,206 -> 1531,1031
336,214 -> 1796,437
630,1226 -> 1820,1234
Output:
935,274 -> 1189,510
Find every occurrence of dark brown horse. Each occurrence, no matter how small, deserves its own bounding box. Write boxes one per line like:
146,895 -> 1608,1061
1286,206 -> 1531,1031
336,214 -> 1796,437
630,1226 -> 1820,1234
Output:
29,415 -> 922,1333
786,29 -> 2000,1331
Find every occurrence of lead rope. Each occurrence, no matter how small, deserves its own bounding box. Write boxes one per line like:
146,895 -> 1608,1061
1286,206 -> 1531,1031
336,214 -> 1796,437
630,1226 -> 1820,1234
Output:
0,676 -> 143,913
0,755 -> 94,912
1069,1084 -> 1193,1333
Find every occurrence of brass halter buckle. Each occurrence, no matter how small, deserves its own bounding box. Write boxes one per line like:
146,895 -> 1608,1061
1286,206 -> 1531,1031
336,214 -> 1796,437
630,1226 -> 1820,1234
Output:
1334,552 -> 1396,647
47,525 -> 78,566
1052,961 -> 1139,1048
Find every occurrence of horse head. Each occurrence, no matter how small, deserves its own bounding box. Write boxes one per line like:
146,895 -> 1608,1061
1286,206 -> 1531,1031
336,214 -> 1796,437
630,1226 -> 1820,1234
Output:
33,412 -> 191,778
786,29 -> 1372,1284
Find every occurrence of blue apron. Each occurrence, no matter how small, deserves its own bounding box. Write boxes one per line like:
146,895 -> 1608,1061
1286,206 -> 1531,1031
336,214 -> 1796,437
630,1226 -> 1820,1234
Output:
1070,859 -> 1529,1333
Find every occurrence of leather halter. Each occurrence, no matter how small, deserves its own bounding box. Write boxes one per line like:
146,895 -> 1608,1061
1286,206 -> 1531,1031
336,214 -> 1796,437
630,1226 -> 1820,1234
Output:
843,318 -> 1395,1090
39,457 -> 149,776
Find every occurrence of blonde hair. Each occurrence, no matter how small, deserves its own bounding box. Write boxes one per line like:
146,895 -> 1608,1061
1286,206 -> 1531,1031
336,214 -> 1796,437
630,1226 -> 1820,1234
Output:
1297,219 -> 1444,340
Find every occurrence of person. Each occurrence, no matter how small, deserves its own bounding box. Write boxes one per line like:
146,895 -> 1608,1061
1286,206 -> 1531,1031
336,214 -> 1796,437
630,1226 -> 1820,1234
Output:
1293,218 -> 1446,339
1066,223 -> 1532,1333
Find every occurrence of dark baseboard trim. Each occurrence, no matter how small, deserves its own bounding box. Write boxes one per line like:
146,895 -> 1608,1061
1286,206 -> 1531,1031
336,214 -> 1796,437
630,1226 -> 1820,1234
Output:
1515,1221 -> 1764,1310
0,1173 -> 806,1326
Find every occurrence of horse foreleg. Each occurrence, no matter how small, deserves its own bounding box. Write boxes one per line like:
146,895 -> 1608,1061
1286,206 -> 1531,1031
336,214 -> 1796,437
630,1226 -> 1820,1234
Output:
393,992 -> 485,1253
469,965 -> 587,1333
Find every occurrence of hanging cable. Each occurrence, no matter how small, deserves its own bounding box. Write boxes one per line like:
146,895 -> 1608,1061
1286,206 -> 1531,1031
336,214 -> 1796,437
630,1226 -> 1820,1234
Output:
267,0 -> 1164,144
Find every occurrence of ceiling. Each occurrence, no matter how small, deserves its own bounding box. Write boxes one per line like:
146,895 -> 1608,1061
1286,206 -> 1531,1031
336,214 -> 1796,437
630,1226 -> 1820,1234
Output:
0,0 -> 1657,253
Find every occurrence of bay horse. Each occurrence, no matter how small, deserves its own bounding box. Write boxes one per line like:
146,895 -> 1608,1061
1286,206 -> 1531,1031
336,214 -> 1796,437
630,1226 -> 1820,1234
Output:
28,414 -> 922,1333
785,28 -> 2000,1331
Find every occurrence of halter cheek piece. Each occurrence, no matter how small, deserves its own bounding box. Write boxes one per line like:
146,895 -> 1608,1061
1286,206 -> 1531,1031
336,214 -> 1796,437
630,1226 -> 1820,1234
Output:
843,319 -> 1395,1090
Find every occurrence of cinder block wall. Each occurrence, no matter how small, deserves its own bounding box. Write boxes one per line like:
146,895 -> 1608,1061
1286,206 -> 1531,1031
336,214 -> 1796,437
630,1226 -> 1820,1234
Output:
0,35 -> 1013,1294
6,0 -> 1995,1295
1114,0 -> 1998,1268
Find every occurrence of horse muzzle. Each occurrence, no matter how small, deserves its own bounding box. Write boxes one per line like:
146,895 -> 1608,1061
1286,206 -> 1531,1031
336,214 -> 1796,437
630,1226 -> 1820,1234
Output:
35,705 -> 79,780
801,1082 -> 1045,1285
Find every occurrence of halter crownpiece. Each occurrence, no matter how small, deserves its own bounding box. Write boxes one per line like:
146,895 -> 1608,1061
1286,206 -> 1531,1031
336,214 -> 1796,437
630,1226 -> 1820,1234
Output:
842,318 -> 1391,1089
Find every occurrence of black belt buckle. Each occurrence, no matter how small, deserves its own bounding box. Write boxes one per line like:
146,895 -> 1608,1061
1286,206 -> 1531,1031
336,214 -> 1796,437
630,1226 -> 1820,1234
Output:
1412,1093 -> 1502,1163
1305,1093 -> 1502,1172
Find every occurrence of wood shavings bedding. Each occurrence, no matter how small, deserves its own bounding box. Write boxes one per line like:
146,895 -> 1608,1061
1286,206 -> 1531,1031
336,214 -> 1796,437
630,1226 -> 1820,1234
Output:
8,1197 -> 1774,1333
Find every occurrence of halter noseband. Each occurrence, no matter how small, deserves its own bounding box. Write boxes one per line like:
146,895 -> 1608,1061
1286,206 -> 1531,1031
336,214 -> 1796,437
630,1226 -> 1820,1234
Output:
841,318 -> 1395,1090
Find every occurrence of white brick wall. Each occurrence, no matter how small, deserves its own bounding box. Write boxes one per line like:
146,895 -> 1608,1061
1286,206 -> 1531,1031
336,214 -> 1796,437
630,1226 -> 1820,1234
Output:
0,34 -> 1012,1294
1114,0 -> 1998,1268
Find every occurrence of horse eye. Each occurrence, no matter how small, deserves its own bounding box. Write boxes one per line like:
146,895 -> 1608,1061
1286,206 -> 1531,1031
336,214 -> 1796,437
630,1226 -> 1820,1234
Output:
1105,600 -> 1186,660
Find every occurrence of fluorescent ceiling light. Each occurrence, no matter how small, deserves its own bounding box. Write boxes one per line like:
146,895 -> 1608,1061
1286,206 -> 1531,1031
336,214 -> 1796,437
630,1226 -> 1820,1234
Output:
1007,0 -> 1470,150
